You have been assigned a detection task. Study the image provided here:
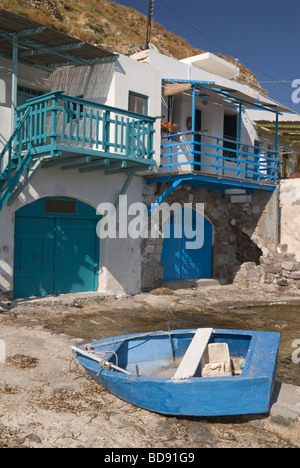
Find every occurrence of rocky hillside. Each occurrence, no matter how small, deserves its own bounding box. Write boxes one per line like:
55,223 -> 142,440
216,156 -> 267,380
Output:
0,0 -> 264,90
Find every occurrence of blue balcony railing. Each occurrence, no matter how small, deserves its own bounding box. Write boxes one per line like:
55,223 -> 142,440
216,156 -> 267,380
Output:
16,90 -> 156,163
161,131 -> 278,184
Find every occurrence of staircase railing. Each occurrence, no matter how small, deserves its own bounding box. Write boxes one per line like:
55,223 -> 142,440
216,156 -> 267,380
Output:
0,106 -> 33,211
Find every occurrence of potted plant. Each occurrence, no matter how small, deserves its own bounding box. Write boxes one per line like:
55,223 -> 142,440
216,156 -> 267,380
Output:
161,117 -> 178,135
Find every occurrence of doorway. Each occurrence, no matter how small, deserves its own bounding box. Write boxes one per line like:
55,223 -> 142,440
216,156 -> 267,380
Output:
13,197 -> 100,298
161,208 -> 213,281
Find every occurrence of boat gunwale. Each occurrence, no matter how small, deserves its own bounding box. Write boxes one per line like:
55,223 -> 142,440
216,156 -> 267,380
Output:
75,328 -> 280,384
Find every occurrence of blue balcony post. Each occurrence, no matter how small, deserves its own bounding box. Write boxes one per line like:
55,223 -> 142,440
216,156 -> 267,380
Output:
216,138 -> 220,175
103,110 -> 111,153
191,85 -> 196,171
237,100 -> 242,179
169,135 -> 173,172
256,148 -> 261,181
148,121 -> 154,160
274,112 -> 279,183
51,96 -> 58,153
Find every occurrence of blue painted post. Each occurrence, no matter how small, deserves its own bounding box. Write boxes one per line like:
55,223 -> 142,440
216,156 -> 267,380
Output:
96,111 -> 100,149
83,107 -> 87,147
274,113 -> 279,183
43,101 -> 47,143
62,103 -> 67,144
114,114 -> 119,152
142,121 -> 146,157
33,104 -> 37,145
191,85 -> 196,171
148,121 -> 154,160
68,102 -> 74,144
28,106 -> 33,162
216,138 -> 220,175
168,135 -> 173,173
125,118 -> 130,155
120,116 -> 124,153
256,148 -> 261,181
104,110 -> 110,153
132,120 -> 137,156
51,96 -> 58,152
39,103 -> 43,144
148,179 -> 182,214
237,100 -> 242,179
89,108 -> 94,148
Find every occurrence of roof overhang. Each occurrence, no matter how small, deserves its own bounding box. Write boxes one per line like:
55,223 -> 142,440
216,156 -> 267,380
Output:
256,120 -> 300,148
0,8 -> 118,71
163,78 -> 291,114
181,53 -> 239,80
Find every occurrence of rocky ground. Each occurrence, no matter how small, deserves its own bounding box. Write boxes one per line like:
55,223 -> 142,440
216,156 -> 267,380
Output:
0,284 -> 299,448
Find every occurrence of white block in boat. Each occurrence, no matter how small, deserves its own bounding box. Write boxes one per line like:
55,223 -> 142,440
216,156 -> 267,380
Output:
201,343 -> 233,377
173,328 -> 213,380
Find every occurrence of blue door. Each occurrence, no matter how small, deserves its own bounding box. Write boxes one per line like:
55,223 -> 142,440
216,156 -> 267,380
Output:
161,208 -> 213,281
14,197 -> 100,298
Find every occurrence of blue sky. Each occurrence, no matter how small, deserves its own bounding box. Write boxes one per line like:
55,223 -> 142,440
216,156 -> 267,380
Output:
112,0 -> 300,113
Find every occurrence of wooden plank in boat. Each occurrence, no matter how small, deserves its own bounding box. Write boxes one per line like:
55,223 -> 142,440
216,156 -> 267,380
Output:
173,328 -> 213,380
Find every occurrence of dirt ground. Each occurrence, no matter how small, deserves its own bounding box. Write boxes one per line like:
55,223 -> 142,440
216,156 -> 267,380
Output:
0,284 -> 299,448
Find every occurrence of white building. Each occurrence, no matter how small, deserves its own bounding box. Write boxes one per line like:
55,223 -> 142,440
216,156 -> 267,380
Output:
1,9 -> 299,298
0,9 -> 161,298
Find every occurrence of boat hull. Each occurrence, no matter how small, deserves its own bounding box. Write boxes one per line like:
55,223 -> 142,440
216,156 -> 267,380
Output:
74,329 -> 280,417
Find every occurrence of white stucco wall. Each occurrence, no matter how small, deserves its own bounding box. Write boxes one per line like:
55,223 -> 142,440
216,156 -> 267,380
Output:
279,179 -> 300,261
0,169 -> 144,297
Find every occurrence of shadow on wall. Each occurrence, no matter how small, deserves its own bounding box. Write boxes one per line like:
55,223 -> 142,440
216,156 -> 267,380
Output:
49,61 -> 115,104
235,229 -> 262,265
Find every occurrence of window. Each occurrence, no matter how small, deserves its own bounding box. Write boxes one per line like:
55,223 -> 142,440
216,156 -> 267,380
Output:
45,199 -> 76,214
129,92 -> 148,115
17,85 -> 44,106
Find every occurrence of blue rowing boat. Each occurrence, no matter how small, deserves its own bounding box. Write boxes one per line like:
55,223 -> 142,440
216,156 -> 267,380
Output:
72,328 -> 280,416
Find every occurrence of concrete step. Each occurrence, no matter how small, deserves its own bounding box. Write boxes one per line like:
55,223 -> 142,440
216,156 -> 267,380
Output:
162,278 -> 221,290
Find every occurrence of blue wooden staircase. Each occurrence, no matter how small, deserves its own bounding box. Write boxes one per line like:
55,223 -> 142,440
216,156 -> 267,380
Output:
0,106 -> 38,211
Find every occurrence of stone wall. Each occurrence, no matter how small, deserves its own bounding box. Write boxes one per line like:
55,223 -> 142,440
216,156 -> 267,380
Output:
234,244 -> 300,292
141,181 -> 279,291
279,179 -> 300,262
234,178 -> 300,293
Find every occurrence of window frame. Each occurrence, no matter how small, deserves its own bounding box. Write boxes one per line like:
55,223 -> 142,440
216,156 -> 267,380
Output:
128,91 -> 149,116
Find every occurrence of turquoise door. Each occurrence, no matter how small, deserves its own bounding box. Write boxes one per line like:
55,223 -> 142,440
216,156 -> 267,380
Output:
161,209 -> 213,281
14,198 -> 100,298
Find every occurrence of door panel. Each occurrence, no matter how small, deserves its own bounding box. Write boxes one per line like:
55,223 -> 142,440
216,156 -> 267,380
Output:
55,219 -> 98,294
13,198 -> 99,298
161,209 -> 212,281
14,217 -> 56,297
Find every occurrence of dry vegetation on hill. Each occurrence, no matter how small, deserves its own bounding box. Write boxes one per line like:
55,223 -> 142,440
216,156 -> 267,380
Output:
0,0 -> 263,90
